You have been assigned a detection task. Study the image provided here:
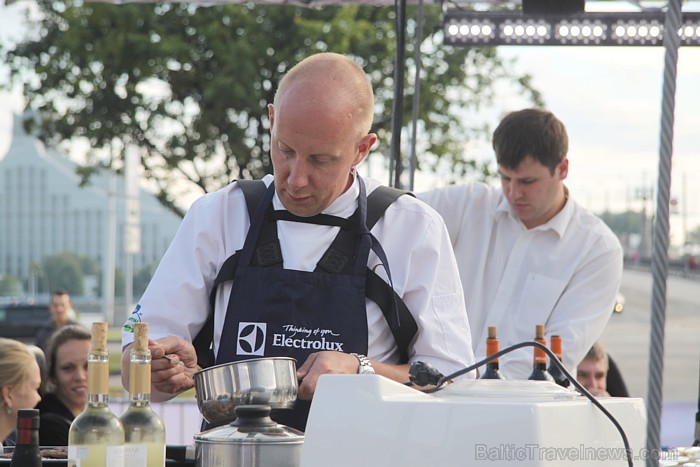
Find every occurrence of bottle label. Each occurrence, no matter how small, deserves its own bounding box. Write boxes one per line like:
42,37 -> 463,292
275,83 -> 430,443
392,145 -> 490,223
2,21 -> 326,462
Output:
68,445 -> 87,466
106,445 -> 126,466
125,444 -> 147,465
68,445 -> 125,467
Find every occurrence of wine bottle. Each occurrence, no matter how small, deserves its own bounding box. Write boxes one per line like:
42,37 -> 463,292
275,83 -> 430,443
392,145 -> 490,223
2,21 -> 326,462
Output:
528,324 -> 554,382
480,326 -> 505,380
547,334 -> 570,387
11,409 -> 41,467
119,322 -> 166,467
68,322 -> 125,467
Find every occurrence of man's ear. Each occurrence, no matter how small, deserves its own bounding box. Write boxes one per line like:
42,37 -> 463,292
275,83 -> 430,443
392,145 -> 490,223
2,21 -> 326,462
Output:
268,104 -> 276,131
355,133 -> 377,166
558,157 -> 569,180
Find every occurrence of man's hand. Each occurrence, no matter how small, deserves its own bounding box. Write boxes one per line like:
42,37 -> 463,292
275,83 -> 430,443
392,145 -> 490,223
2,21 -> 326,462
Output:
295,351 -> 360,400
295,352 -> 413,400
122,336 -> 198,402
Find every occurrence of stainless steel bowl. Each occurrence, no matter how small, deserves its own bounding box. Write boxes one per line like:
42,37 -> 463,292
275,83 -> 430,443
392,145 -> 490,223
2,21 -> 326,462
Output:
194,357 -> 298,425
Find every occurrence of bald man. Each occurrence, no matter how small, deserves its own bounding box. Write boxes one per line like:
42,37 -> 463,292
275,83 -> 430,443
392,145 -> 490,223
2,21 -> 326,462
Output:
121,53 -> 474,431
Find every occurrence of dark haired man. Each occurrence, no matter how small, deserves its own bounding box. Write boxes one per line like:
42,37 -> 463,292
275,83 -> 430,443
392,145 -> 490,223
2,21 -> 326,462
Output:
419,108 -> 623,380
35,288 -> 79,354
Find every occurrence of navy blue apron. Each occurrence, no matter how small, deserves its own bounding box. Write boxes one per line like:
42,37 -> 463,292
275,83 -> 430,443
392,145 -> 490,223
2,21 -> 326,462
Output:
215,177 -> 374,432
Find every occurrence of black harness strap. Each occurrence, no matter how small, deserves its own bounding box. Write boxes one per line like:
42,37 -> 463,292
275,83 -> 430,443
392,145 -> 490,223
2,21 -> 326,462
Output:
364,186 -> 418,363
366,269 -> 417,364
194,181 -> 419,368
195,180 -> 267,368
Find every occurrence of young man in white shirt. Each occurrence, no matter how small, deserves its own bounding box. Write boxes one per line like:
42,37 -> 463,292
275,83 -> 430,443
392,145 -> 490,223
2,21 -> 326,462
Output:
419,108 -> 623,380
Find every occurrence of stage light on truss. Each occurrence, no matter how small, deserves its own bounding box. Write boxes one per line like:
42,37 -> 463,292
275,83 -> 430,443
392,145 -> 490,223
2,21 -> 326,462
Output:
443,10 -> 700,46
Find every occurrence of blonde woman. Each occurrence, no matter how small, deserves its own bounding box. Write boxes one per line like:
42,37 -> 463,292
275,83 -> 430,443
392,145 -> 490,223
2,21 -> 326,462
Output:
0,338 -> 43,446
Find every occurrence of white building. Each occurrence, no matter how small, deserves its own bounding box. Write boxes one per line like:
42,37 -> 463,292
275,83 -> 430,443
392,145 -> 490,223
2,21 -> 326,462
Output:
0,113 -> 181,291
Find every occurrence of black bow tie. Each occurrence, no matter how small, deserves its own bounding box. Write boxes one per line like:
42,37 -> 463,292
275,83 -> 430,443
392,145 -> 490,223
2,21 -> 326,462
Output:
270,210 -> 350,228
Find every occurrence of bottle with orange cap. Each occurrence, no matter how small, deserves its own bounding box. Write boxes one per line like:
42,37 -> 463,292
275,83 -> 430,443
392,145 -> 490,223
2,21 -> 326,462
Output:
480,326 -> 505,380
528,324 -> 554,382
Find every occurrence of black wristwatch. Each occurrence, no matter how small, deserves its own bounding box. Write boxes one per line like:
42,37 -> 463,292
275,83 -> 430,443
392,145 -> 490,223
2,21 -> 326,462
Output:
350,353 -> 375,374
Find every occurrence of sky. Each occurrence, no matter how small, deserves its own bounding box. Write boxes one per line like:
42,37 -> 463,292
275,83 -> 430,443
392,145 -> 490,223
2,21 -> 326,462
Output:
1,0 -> 699,247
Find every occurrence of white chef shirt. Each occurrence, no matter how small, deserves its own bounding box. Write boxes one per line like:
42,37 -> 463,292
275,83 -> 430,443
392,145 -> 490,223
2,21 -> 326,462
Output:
122,174 -> 475,378
418,182 -> 623,380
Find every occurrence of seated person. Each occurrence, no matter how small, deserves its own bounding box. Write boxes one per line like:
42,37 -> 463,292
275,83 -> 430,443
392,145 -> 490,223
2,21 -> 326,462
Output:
577,340 -> 629,397
0,338 -> 43,447
36,325 -> 91,446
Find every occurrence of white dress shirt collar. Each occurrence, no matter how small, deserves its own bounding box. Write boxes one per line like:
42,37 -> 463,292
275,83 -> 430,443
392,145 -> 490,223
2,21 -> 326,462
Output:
494,185 -> 573,238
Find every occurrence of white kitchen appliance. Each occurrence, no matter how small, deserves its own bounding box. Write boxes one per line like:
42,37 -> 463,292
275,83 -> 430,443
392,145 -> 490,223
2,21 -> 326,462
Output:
301,375 -> 646,467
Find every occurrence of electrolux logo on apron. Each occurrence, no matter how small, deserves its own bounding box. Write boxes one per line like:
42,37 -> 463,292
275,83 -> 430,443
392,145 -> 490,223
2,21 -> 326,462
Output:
273,324 -> 344,352
236,322 -> 344,356
236,322 -> 267,356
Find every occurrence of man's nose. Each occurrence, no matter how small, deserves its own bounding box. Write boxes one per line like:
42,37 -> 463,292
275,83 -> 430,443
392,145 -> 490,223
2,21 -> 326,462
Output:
579,376 -> 592,390
507,183 -> 521,199
287,160 -> 309,189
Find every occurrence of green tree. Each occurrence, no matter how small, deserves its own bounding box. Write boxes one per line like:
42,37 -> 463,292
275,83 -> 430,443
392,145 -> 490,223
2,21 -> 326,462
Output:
79,255 -> 100,276
597,210 -> 644,237
0,275 -> 23,296
115,268 -> 125,298
4,2 -> 542,216
95,268 -> 125,298
43,252 -> 85,295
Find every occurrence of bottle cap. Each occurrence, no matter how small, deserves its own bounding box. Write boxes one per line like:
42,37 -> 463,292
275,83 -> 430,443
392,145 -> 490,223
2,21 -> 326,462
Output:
535,324 -> 545,340
550,335 -> 563,355
91,322 -> 108,352
487,326 -> 497,339
16,409 -> 39,429
134,322 -> 149,352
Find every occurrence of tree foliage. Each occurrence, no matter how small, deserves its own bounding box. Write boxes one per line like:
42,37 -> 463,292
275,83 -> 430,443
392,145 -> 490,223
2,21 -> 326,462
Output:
597,210 -> 644,237
43,252 -> 84,295
4,2 -> 543,216
0,275 -> 23,296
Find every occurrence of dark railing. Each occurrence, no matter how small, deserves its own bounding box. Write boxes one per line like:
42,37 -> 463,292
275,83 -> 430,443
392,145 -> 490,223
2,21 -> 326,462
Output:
624,257 -> 700,281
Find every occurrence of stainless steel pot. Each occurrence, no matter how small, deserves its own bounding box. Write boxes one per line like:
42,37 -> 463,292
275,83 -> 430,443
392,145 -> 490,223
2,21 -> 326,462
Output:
194,405 -> 304,467
194,357 -> 298,426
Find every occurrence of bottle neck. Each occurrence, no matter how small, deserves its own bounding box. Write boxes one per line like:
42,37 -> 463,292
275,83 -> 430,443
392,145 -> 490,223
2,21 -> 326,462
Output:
533,338 -> 547,366
550,336 -> 563,362
129,350 -> 152,402
15,426 -> 39,447
88,393 -> 110,407
486,337 -> 499,362
129,394 -> 152,406
87,353 -> 110,400
86,352 -> 110,408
